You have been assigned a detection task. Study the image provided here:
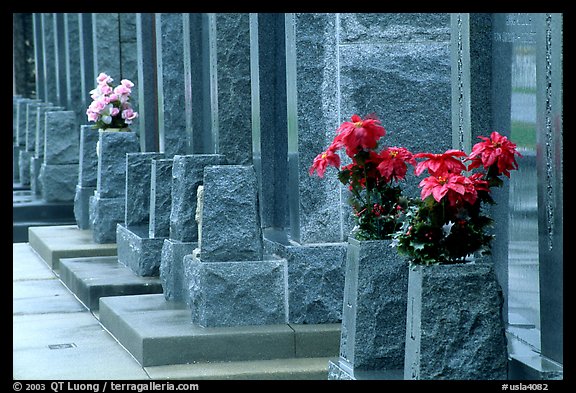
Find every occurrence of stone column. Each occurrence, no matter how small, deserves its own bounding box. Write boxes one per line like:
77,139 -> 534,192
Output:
185,165 -> 287,327
14,98 -> 40,185
39,110 -> 79,202
155,13 -> 189,157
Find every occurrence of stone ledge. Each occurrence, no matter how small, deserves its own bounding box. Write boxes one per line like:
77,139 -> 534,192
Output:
99,293 -> 341,367
28,225 -> 117,270
59,256 -> 163,311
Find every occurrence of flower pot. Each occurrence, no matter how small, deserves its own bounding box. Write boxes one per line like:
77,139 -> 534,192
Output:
404,261 -> 508,380
333,237 -> 408,379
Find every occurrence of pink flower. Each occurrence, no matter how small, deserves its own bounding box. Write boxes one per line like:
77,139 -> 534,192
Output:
414,149 -> 468,176
110,107 -> 120,117
114,84 -> 131,95
121,108 -> 138,124
97,72 -> 113,85
467,131 -> 522,177
121,79 -> 134,89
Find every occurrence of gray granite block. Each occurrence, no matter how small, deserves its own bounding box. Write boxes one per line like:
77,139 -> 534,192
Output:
265,239 -> 347,324
18,150 -> 32,185
43,110 -> 79,165
185,255 -> 287,327
339,238 -> 409,372
125,152 -> 165,227
199,165 -> 262,262
169,154 -> 225,242
78,125 -> 99,187
91,193 -> 125,244
159,239 -> 197,304
97,130 -> 140,198
404,262 -> 508,380
74,185 -> 95,229
116,224 -> 165,277
149,159 -> 173,239
35,106 -> 63,158
39,163 -> 79,202
30,156 -> 43,196
13,145 -> 22,182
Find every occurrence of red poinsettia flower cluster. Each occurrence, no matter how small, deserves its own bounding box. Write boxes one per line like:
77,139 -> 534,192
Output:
414,132 -> 521,207
394,131 -> 522,265
309,114 -> 416,240
310,114 -> 415,183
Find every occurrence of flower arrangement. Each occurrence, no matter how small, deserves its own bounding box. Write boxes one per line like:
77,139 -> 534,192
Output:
393,131 -> 522,265
86,72 -> 138,130
309,114 -> 416,240
310,113 -> 522,266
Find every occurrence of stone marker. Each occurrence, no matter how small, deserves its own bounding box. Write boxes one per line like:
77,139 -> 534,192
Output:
74,125 -> 99,229
184,165 -> 287,327
39,110 -> 79,202
159,154 -> 225,303
91,130 -> 140,243
116,152 -> 165,277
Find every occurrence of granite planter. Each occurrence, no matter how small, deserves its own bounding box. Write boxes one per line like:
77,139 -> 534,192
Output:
404,261 -> 508,380
329,237 -> 408,380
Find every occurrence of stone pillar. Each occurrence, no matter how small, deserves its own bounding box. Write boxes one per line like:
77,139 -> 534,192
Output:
42,13 -> 58,105
64,13 -> 84,125
212,13 -> 253,165
39,110 -> 79,202
149,158 -> 173,239
116,152 -> 165,277
185,165 -> 287,327
28,102 -> 56,195
90,130 -> 140,243
159,154 -> 224,303
15,98 -> 40,185
155,13 -> 189,157
73,125 -> 99,229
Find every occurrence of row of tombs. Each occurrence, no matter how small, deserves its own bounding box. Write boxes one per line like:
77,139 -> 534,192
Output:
13,94 -> 505,380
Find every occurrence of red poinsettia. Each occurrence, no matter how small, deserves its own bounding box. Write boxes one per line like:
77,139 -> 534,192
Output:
333,114 -> 386,157
376,147 -> 417,183
467,131 -> 522,177
419,172 -> 479,207
309,147 -> 341,178
413,149 -> 468,176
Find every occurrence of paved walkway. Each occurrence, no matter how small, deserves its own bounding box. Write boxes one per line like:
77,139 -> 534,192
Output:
13,242 -> 151,380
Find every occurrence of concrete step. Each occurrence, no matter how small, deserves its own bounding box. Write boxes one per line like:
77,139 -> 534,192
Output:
145,356 -> 333,380
59,256 -> 163,311
99,294 -> 341,367
28,225 -> 117,270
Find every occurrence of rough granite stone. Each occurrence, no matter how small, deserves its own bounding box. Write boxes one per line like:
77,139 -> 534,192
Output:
18,150 -> 32,186
149,159 -> 173,239
124,152 -> 165,227
35,106 -> 64,158
43,110 -> 79,165
30,156 -> 43,196
156,13 -> 188,157
78,125 -> 99,187
74,185 -> 95,229
199,165 -> 263,262
159,239 -> 197,304
169,154 -> 225,242
90,193 -> 125,244
39,163 -> 79,202
268,241 -> 347,324
25,102 -> 48,151
96,130 -> 140,198
185,255 -> 287,327
404,262 -> 508,380
116,224 -> 165,277
214,13 -> 253,165
293,13 -> 344,244
339,238 -> 409,372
